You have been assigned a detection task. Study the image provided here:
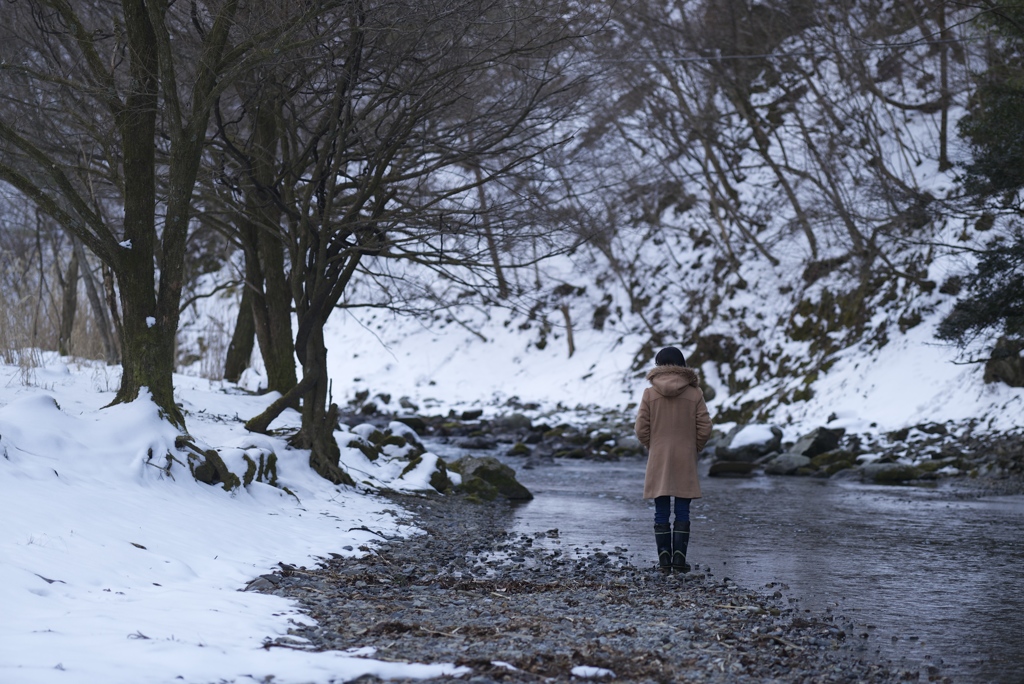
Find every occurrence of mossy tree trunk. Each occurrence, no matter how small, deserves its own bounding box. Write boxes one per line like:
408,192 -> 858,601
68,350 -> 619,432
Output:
291,315 -> 353,486
110,0 -> 186,425
111,0 -> 241,428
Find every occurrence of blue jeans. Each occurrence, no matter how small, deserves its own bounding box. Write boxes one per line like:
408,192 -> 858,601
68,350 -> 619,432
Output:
654,496 -> 690,525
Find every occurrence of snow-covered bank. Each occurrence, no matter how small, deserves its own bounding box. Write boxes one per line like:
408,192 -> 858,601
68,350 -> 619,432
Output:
0,357 -> 467,684
314,305 -> 1024,438
3,298 -> 1023,684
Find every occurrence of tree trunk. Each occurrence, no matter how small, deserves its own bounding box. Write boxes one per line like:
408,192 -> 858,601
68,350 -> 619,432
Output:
559,303 -> 575,358
113,0 -> 239,428
257,233 -> 296,392
58,247 -> 80,356
111,0 -> 180,424
472,163 -> 509,298
115,271 -> 183,427
244,371 -> 317,433
937,0 -> 952,172
291,317 -> 353,485
224,283 -> 255,382
244,96 -> 296,393
75,240 -> 120,364
102,264 -> 124,355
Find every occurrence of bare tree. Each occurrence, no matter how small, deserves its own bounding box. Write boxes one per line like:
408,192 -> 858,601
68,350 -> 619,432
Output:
203,74 -> 298,394
229,0 -> 593,483
0,1 -> 335,427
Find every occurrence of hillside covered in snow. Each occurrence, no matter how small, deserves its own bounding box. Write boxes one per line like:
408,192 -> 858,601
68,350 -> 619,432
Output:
165,0 -> 1024,438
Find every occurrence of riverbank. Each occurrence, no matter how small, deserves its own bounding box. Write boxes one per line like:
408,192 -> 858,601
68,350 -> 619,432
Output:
254,491 -> 929,683
346,404 -> 1024,497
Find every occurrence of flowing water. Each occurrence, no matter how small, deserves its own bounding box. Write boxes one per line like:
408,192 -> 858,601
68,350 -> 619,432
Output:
434,448 -> 1024,683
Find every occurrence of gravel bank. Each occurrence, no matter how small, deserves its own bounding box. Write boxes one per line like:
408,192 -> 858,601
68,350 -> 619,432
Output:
252,492 -> 932,683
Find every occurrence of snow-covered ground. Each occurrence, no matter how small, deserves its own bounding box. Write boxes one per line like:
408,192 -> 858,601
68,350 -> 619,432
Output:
0,357 -> 470,684
2,289 -> 1023,684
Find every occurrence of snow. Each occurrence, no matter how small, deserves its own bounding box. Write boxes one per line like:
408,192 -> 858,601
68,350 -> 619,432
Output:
2,291 -> 1023,684
317,299 -> 1024,442
728,424 -> 778,449
571,665 -> 615,678
3,8 -> 1023,682
321,306 -> 641,418
0,357 -> 470,684
771,321 -> 1024,435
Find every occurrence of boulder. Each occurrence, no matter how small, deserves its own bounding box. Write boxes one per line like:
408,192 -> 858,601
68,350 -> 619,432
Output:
492,413 -> 533,432
450,455 -> 533,501
788,427 -> 844,458
429,459 -> 452,492
458,436 -> 497,450
715,424 -> 783,462
393,415 -> 427,433
506,442 -> 532,457
764,453 -> 812,475
608,434 -> 644,458
616,435 -> 642,451
398,453 -> 453,493
914,422 -> 948,436
698,436 -> 721,460
984,337 -> 1024,387
858,462 -> 922,484
809,449 -> 857,468
456,475 -> 500,501
708,461 -> 758,477
808,449 -> 857,476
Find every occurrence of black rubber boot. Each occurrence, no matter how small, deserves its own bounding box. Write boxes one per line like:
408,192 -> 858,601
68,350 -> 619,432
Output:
654,523 -> 672,572
672,521 -> 691,573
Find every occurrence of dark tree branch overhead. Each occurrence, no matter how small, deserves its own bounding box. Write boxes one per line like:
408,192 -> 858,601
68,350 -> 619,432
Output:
0,0 -> 362,429
186,0 -> 601,481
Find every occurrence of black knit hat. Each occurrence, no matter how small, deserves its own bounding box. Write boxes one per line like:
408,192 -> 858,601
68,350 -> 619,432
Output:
655,346 -> 686,367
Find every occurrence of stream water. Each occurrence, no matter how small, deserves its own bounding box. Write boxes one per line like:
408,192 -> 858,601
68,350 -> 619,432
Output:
432,447 -> 1024,683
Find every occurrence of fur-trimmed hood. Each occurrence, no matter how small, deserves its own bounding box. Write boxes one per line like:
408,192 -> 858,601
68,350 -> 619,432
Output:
645,365 -> 700,398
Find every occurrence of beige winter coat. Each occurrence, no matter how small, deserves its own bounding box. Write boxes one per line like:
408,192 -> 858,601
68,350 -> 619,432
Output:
634,366 -> 713,499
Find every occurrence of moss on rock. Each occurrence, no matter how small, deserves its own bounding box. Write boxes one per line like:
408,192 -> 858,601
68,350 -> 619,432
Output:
192,448 -> 241,491
379,434 -> 408,449
429,458 -> 452,493
450,455 -> 532,501
355,441 -> 380,462
400,455 -> 423,478
242,454 -> 258,486
457,475 -> 500,502
810,449 -> 857,469
507,442 -> 531,456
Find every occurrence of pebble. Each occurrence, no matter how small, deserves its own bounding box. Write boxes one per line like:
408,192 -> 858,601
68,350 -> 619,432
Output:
253,492 -> 934,683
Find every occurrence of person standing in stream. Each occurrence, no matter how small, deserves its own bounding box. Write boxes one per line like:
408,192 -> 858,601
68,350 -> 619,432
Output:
634,346 -> 713,572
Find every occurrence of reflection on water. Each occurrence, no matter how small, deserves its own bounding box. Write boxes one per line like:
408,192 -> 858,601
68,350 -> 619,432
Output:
500,457 -> 1024,684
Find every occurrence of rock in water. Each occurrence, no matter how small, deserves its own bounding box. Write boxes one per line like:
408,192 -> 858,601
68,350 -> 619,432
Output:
765,453 -> 812,475
715,424 -> 783,462
708,461 -> 758,477
858,462 -> 922,484
789,427 -> 844,458
449,455 -> 533,501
